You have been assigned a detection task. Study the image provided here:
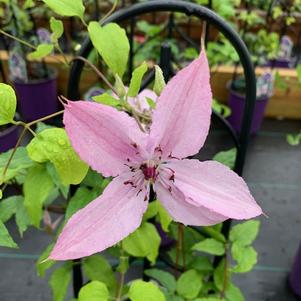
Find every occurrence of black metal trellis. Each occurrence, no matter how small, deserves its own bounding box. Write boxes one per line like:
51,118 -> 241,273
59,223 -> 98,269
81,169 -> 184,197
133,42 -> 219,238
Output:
67,0 -> 257,296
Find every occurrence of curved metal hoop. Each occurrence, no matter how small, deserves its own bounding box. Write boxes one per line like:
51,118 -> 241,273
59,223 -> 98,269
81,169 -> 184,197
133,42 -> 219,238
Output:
68,0 -> 256,177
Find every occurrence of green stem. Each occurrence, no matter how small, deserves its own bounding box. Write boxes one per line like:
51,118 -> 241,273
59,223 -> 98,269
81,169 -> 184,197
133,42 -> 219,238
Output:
220,244 -> 229,299
100,0 -> 119,24
0,127 -> 27,187
13,121 -> 36,137
72,56 -> 118,95
81,18 -> 88,28
27,110 -> 64,127
55,43 -> 70,66
116,245 -> 126,301
0,29 -> 36,50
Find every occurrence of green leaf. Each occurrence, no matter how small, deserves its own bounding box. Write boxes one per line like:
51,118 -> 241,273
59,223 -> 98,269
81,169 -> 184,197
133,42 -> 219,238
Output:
23,164 -> 54,227
50,17 -> 64,43
168,296 -> 185,301
229,220 -> 260,246
0,147 -> 33,182
157,201 -> 172,232
287,133 -> 301,146
213,259 -> 226,291
213,148 -> 237,169
50,262 -> 72,301
15,197 -> 30,236
92,93 -> 120,108
123,222 -> 161,264
153,65 -> 166,96
128,62 -> 148,97
42,0 -> 85,20
194,298 -> 221,301
274,71 -> 288,90
231,243 -> 257,273
27,128 -> 88,185
0,83 -> 16,125
23,0 -> 34,9
202,226 -> 226,243
83,254 -> 117,292
88,22 -> 130,78
144,269 -> 177,293
81,169 -> 109,193
225,282 -> 245,301
114,74 -> 127,97
176,269 -> 202,299
129,280 -> 166,301
0,189 -> 2,199
212,98 -> 231,118
0,195 -> 21,222
28,44 -> 54,60
0,219 -> 18,248
187,256 -> 213,273
78,281 -> 109,301
36,243 -> 56,278
116,255 -> 129,274
142,201 -> 158,222
65,187 -> 98,221
192,238 -> 225,256
146,97 -> 156,109
46,163 -> 69,199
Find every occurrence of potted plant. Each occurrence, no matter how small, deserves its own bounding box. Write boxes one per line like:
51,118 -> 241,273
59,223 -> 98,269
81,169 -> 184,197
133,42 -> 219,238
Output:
0,0 -> 59,122
227,4 -> 280,134
267,0 -> 301,68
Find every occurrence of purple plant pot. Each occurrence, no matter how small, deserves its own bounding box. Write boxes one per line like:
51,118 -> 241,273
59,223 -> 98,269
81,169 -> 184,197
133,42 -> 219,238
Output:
0,125 -> 21,153
13,70 -> 58,122
289,243 -> 301,298
227,89 -> 269,135
266,58 -> 296,69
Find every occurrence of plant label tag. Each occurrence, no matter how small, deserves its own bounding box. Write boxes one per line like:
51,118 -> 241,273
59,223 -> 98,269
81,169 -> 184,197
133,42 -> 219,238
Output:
278,35 -> 293,60
8,47 -> 28,82
256,71 -> 274,98
37,28 -> 52,44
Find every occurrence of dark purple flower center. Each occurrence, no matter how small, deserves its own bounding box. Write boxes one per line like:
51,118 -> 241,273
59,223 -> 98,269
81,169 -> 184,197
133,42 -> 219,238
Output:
141,163 -> 157,181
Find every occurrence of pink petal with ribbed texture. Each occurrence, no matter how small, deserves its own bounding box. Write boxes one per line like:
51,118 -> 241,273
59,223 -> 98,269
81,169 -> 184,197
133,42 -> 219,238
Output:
50,172 -> 148,260
148,51 -> 212,159
165,159 -> 262,220
154,181 -> 227,226
63,101 -> 147,177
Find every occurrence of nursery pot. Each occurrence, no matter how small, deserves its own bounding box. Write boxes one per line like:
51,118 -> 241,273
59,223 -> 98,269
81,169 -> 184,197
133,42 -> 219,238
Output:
0,125 -> 21,153
227,85 -> 269,135
266,58 -> 296,69
13,69 -> 58,122
289,243 -> 301,298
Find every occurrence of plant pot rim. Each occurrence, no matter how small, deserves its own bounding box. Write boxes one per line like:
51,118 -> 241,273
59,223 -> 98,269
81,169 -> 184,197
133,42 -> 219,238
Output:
227,80 -> 269,102
12,67 -> 58,86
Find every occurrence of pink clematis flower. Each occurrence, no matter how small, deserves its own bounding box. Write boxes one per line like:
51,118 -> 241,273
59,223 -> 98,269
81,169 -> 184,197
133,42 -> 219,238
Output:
50,51 -> 262,260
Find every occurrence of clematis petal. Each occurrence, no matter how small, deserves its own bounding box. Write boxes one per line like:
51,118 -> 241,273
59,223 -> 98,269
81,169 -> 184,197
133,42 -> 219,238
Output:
154,181 -> 227,226
63,100 -> 147,177
50,172 -> 149,260
165,159 -> 262,220
148,51 -> 212,159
